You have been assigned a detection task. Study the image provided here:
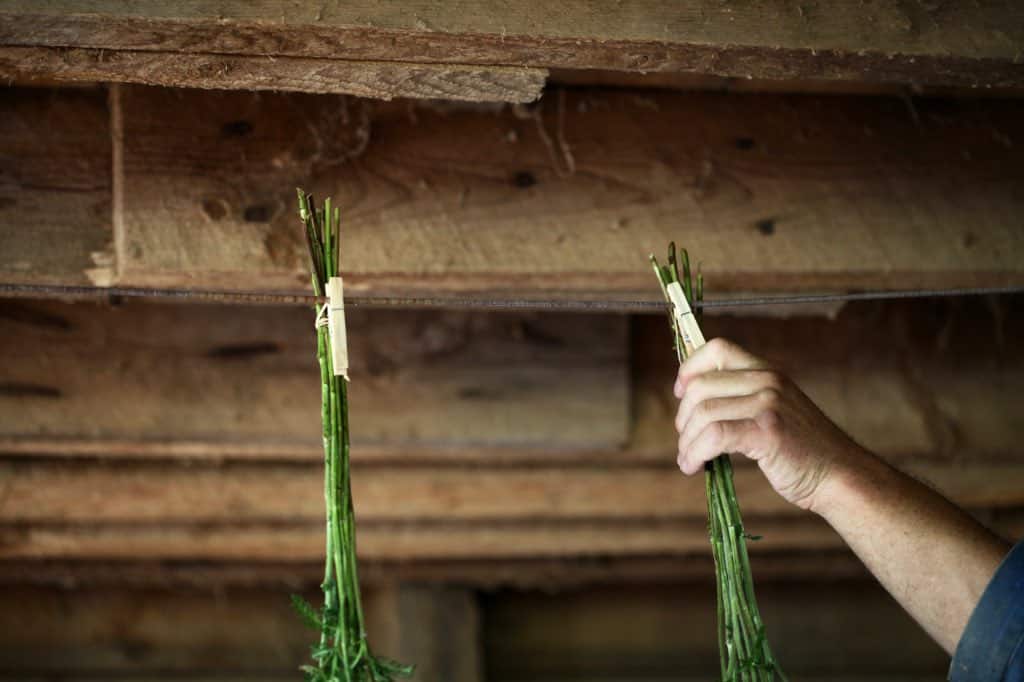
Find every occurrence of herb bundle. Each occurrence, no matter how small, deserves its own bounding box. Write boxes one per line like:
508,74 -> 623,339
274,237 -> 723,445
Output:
651,244 -> 787,682
293,189 -> 413,682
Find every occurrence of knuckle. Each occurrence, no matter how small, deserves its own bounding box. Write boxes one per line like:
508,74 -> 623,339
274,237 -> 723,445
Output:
757,408 -> 782,435
757,370 -> 783,391
674,404 -> 687,432
705,337 -> 732,360
679,388 -> 701,418
686,374 -> 707,397
696,398 -> 716,419
705,420 -> 727,445
757,387 -> 781,408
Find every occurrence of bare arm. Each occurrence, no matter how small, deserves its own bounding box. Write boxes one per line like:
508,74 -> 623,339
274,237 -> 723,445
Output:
673,338 -> 1011,654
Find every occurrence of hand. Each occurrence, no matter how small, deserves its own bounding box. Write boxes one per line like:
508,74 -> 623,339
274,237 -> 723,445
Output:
673,338 -> 867,512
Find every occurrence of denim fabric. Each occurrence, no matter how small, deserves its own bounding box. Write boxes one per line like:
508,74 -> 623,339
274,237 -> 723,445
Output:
950,540 -> 1024,681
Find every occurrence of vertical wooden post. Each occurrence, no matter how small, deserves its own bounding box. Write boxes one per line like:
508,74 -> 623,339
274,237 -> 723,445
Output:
366,584 -> 483,682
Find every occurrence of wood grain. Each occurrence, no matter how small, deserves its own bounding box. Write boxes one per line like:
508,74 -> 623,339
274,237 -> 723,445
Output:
0,86 -> 114,286
0,46 -> 546,101
0,552 -> 876,589
1,2 -> 1023,87
0,299 -> 628,450
3,459 -> 1023,525
4,511 -> 1021,561
111,86 -> 1024,301
484,582 -> 950,680
2,297 -> 1021,466
632,297 -> 1024,465
0,581 -> 948,679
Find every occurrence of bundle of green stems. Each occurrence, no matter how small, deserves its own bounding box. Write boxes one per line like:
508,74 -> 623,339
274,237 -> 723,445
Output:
293,189 -> 413,682
651,244 -> 787,682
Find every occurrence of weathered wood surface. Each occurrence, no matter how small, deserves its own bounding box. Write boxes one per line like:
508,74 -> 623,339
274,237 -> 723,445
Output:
0,299 -> 628,450
3,511 -> 1020,562
0,46 -> 547,101
0,552 -> 878,589
0,581 -> 948,679
0,456 -> 1020,563
0,517 -> 853,561
0,86 -> 114,286
5,86 -> 1024,304
485,582 -> 950,680
2,297 -> 1020,465
371,586 -> 484,682
0,583 -> 479,682
634,297 -> 1024,464
4,460 -> 1023,525
113,87 -> 1024,300
1,2 -> 1023,88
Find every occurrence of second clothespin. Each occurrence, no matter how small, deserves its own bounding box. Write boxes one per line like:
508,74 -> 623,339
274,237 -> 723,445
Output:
665,281 -> 706,356
325,276 -> 349,379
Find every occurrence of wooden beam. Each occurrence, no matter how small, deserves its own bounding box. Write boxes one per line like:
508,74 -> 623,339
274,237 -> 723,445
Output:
485,582 -> 950,679
0,581 -> 947,679
4,460 -> 1024,525
0,86 -> 114,287
2,297 -> 1021,465
368,585 -> 483,682
0,457 -> 1021,563
106,87 -> 1024,299
631,298 -> 1024,465
1,2 -> 1023,88
0,300 -> 628,451
4,511 -> 1021,562
5,86 -> 1024,304
0,46 -> 547,102
0,552 -> 877,589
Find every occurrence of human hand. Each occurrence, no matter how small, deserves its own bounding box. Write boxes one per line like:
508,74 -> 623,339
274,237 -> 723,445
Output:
673,338 -> 868,512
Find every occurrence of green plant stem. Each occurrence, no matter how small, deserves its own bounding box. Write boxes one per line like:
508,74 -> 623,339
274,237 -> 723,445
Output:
295,189 -> 412,682
651,244 -> 784,682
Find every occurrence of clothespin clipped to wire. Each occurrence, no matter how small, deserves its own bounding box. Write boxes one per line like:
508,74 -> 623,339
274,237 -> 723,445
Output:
665,281 -> 706,356
325,276 -> 349,379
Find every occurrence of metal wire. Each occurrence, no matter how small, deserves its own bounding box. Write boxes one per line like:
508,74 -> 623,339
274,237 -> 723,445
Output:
1,281 -> 1022,312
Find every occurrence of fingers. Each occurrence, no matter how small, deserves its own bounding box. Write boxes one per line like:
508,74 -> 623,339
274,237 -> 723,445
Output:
676,419 -> 762,475
674,369 -> 781,431
674,338 -> 767,397
677,389 -> 778,455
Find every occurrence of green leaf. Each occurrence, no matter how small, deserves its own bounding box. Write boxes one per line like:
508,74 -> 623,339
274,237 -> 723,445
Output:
291,594 -> 323,630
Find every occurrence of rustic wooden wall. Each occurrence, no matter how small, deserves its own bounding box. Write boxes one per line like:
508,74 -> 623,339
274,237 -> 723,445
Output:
2,53 -> 1024,678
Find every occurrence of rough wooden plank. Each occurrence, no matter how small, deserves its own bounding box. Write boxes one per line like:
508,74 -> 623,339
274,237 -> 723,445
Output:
4,511 -> 1021,561
369,585 -> 483,682
0,518 -> 844,561
3,460 -> 1024,525
484,582 -> 950,679
0,552 -> 877,589
0,46 -> 546,101
3,298 -> 1019,466
1,2 -> 1023,87
631,297 -> 1024,465
0,86 -> 114,286
0,581 -> 946,679
109,86 -> 1024,301
0,299 -> 628,450
0,584 -> 377,674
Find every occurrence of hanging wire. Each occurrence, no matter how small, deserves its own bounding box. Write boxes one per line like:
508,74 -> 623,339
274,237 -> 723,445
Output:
0,282 -> 1022,312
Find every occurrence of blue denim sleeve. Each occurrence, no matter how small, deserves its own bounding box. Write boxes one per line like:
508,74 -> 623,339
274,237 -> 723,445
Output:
949,540 -> 1024,681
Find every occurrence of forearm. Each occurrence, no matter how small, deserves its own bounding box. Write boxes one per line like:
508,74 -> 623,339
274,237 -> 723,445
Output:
812,448 -> 1010,654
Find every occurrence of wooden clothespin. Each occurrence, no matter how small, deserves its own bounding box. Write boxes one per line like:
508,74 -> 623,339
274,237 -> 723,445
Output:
325,276 -> 349,379
666,281 -> 706,356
